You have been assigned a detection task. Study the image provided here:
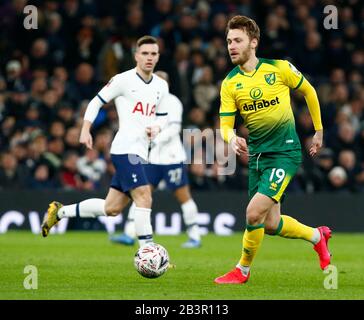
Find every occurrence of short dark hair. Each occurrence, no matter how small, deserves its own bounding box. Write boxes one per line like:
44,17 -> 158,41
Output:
226,15 -> 260,44
136,35 -> 158,48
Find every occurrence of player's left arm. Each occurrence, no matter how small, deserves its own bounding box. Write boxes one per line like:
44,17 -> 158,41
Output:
280,60 -> 323,156
296,79 -> 323,156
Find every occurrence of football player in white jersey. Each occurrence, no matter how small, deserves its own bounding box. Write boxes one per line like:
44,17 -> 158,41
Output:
41,36 -> 169,248
111,71 -> 202,248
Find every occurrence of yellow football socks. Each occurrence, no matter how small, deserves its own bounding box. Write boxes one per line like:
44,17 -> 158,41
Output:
275,215 -> 315,242
239,223 -> 265,267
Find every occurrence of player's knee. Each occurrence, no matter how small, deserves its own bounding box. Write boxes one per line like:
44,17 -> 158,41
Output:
246,206 -> 264,225
246,215 -> 262,226
175,186 -> 191,204
133,191 -> 152,208
104,204 -> 121,216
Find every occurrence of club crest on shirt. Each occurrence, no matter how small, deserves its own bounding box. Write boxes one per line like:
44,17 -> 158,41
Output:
264,72 -> 276,85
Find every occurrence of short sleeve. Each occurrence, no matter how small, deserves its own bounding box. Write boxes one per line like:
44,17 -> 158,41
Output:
97,74 -> 126,103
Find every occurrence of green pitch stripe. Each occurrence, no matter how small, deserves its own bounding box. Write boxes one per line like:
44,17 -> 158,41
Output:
220,111 -> 237,116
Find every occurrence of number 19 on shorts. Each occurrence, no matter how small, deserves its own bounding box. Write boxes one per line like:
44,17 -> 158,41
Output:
269,168 -> 286,184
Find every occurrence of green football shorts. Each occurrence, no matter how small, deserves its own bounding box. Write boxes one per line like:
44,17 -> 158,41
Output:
248,149 -> 302,203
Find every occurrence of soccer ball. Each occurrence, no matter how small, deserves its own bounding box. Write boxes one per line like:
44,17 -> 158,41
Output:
134,243 -> 169,278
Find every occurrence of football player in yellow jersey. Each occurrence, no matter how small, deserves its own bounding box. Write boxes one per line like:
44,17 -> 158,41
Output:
214,15 -> 332,284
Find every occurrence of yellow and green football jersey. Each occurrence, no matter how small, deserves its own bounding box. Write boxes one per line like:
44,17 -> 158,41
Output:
220,58 -> 305,154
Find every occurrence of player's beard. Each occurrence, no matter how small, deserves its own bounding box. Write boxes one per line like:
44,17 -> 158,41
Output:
231,45 -> 253,66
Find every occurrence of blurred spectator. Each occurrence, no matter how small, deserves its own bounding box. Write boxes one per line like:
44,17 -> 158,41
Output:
41,89 -> 60,122
193,66 -> 218,113
312,148 -> 335,191
187,108 -> 207,130
328,121 -> 360,156
327,166 -> 350,193
27,134 -> 49,170
295,31 -> 324,77
29,39 -> 52,72
27,163 -> 57,189
30,77 -> 48,102
77,149 -> 107,186
68,63 -> 98,104
0,151 -> 27,189
212,54 -> 229,84
145,0 -> 174,30
55,103 -> 75,128
5,60 -> 25,91
207,13 -> 227,41
49,120 -> 66,139
260,13 -> 289,58
296,109 -> 315,142
188,49 -> 206,86
98,36 -> 135,82
93,128 -> 113,159
174,43 -> 191,107
45,12 -> 65,65
59,151 -> 91,190
4,83 -> 29,119
64,126 -> 81,153
20,104 -> 44,131
43,137 -> 64,174
176,10 -> 200,44
338,149 -> 360,191
122,6 -> 148,39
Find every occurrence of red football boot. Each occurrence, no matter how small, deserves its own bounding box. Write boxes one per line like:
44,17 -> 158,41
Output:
313,226 -> 332,270
214,268 -> 250,284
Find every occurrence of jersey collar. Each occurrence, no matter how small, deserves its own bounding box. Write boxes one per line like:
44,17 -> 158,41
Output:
136,72 -> 154,84
238,58 -> 263,77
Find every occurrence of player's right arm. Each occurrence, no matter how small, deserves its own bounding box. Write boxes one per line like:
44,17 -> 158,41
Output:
219,79 -> 248,155
296,79 -> 323,156
81,74 -> 126,149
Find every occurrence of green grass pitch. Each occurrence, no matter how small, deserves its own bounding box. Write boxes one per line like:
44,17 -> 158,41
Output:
1,231 -> 363,300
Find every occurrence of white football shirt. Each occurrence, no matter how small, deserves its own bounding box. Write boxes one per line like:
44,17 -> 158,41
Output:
84,68 -> 169,160
148,93 -> 187,165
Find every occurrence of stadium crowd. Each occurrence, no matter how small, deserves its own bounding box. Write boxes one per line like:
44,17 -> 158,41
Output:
0,0 -> 363,193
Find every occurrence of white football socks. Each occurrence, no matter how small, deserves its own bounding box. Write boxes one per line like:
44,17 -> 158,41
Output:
57,198 -> 107,219
124,202 -> 136,239
311,228 -> 321,245
237,264 -> 250,276
181,199 -> 201,241
134,206 -> 153,247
